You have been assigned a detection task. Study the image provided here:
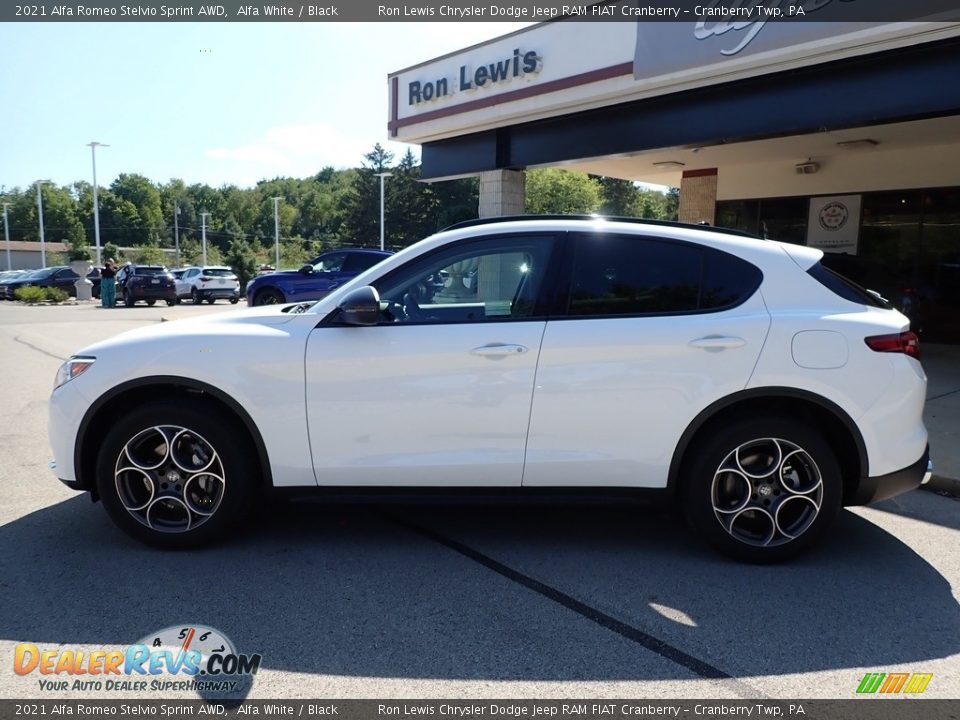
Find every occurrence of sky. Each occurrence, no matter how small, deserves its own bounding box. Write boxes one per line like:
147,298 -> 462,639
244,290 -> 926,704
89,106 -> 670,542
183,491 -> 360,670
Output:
0,22 -> 533,192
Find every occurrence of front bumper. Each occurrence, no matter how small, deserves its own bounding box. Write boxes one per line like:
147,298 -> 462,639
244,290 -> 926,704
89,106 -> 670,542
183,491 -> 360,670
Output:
848,445 -> 932,505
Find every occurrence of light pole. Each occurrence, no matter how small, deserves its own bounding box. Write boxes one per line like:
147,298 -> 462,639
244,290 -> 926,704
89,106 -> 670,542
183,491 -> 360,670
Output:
173,204 -> 181,267
200,212 -> 210,266
3,202 -> 11,271
87,141 -> 109,267
271,197 -> 282,268
36,180 -> 50,269
374,172 -> 393,251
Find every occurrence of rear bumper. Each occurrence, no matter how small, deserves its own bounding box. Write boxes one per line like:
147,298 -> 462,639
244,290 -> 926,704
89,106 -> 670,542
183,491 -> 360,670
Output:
128,287 -> 176,300
198,288 -> 239,299
848,445 -> 931,505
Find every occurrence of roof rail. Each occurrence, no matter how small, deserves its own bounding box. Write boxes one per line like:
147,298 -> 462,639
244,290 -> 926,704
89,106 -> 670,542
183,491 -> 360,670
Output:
441,214 -> 763,240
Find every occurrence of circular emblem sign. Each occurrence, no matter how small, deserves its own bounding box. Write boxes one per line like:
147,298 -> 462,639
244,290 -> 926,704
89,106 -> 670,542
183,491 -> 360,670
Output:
818,201 -> 849,231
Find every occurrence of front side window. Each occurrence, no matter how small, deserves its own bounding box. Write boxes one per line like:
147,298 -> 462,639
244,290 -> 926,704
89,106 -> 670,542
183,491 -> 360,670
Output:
374,235 -> 554,324
314,254 -> 346,273
566,234 -> 761,317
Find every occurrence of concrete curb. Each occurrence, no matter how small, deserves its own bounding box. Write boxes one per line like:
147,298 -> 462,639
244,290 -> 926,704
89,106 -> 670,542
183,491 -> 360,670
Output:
922,475 -> 960,497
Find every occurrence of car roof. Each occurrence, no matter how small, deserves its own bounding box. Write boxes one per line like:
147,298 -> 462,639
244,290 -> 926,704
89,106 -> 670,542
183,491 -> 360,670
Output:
443,214 -> 764,241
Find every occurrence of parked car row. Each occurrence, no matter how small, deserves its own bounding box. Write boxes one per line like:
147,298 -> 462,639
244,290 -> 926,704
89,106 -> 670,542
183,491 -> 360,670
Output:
0,266 -> 101,300
1,251 -> 393,307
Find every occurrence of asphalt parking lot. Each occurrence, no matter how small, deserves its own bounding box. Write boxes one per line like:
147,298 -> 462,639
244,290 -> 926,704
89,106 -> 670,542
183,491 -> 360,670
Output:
1,301 -> 958,701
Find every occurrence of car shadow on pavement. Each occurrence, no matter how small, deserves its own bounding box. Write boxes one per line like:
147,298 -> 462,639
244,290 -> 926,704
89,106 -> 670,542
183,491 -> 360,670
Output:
866,488 -> 960,531
1,494 -> 957,684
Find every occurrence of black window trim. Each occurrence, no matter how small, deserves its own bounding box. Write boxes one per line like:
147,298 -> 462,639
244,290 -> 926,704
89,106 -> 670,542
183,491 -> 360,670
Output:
549,231 -> 764,321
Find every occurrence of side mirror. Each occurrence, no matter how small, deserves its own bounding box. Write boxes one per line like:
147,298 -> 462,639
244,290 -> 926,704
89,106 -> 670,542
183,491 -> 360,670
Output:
299,264 -> 314,275
337,286 -> 380,326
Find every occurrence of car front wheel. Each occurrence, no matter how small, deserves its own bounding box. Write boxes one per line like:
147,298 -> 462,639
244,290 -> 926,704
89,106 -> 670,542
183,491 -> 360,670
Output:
681,418 -> 842,563
95,401 -> 257,549
191,289 -> 202,305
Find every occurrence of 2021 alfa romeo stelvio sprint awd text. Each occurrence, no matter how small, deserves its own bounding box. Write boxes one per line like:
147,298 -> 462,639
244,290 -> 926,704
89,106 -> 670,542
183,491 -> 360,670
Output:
49,217 -> 933,562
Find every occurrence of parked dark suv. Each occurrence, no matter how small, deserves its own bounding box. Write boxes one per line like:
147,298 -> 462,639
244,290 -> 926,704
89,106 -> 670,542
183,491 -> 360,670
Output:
116,264 -> 177,307
245,248 -> 391,306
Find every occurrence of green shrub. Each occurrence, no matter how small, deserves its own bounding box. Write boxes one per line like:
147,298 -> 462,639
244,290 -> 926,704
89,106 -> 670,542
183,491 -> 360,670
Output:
14,286 -> 47,303
14,286 -> 68,303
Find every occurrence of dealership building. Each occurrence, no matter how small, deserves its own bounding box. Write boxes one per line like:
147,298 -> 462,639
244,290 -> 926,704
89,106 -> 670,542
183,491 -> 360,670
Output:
388,9 -> 960,341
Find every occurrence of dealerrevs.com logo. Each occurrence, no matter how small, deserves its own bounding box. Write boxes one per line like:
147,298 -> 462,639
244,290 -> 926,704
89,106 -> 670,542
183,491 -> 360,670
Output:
856,672 -> 933,695
14,625 -> 261,694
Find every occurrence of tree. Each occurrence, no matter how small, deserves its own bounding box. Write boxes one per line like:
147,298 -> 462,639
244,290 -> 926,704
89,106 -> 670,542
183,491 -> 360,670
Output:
223,238 -> 260,291
111,174 -> 164,244
525,169 -> 602,215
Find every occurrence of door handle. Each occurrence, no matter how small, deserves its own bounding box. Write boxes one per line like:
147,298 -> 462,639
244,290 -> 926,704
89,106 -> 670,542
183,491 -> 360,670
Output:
688,335 -> 746,350
470,343 -> 529,358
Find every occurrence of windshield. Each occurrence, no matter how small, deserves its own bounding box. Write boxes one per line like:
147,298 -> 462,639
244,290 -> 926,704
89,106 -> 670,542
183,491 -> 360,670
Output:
27,268 -> 57,279
203,268 -> 235,277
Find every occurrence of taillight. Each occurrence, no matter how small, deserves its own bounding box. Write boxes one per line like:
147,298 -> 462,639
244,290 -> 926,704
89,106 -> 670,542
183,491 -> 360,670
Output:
865,331 -> 920,360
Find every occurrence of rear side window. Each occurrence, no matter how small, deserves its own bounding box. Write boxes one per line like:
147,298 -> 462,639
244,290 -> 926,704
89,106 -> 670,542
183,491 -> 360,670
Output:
807,262 -> 890,308
566,234 -> 762,317
343,253 -> 385,273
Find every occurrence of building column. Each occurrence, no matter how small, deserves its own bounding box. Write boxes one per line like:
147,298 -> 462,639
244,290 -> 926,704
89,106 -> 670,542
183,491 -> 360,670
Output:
678,168 -> 718,225
478,169 -> 525,218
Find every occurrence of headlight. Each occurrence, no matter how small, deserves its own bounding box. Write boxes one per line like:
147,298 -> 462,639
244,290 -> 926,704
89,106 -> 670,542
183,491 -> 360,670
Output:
54,357 -> 96,390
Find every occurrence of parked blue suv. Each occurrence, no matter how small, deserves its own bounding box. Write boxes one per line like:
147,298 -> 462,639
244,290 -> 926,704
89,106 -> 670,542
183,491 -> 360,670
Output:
245,248 -> 391,306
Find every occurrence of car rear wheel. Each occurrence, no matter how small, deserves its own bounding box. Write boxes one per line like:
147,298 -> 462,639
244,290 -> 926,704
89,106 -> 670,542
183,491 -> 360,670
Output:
191,288 -> 201,305
229,298 -> 239,305
253,288 -> 285,306
95,400 -> 258,549
681,418 -> 842,563
146,300 -> 156,306
207,298 -> 216,304
166,300 -> 175,306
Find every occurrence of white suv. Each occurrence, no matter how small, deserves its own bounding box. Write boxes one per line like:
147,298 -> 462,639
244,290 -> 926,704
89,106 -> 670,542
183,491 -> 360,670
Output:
48,218 -> 931,561
178,266 -> 240,304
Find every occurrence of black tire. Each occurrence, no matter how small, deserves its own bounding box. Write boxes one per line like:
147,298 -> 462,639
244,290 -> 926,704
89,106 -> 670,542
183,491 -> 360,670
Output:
680,417 -> 842,563
124,294 -> 135,308
253,288 -> 285,306
95,400 -> 259,549
206,298 -> 216,304
191,289 -> 202,305
146,299 -> 156,306
166,300 -> 175,306
229,298 -> 239,305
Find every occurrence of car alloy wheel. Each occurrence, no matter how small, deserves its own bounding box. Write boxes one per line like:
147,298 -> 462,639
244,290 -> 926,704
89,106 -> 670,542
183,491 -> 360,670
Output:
191,288 -> 201,305
682,418 -> 841,563
114,424 -> 226,534
711,438 -> 823,548
254,289 -> 284,306
96,401 -> 256,548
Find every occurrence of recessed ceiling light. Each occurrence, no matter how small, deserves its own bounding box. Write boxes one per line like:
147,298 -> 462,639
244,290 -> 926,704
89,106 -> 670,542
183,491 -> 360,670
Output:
653,161 -> 685,169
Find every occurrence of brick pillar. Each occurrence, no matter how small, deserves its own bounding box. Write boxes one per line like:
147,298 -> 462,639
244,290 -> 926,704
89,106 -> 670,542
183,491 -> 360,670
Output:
479,169 -> 525,218
678,168 -> 718,225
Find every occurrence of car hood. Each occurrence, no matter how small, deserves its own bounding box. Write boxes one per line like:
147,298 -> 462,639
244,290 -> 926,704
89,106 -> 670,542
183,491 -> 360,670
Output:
73,304 -> 304,357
